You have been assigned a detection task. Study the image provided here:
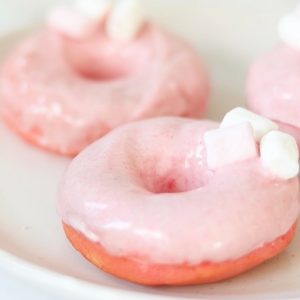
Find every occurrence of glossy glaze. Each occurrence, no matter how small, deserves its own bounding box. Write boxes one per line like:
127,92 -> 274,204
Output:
58,117 -> 300,264
247,45 -> 300,136
0,25 -> 209,155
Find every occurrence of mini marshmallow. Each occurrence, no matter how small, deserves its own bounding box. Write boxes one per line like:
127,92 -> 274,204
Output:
204,122 -> 258,170
220,107 -> 278,141
75,0 -> 111,21
278,13 -> 300,50
47,6 -> 96,39
106,0 -> 145,42
260,131 -> 299,180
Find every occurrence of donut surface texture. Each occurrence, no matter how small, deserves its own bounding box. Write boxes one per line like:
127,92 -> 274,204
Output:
0,25 -> 209,155
58,117 -> 299,285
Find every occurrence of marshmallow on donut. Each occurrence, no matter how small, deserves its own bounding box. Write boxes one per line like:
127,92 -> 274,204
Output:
58,114 -> 299,286
204,108 -> 299,180
75,0 -> 111,21
278,5 -> 300,50
204,122 -> 258,169
220,107 -> 278,141
261,131 -> 299,180
106,0 -> 145,42
47,0 -> 145,42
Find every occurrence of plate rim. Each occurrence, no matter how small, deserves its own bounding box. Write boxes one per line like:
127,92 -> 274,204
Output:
1,247 -> 300,300
0,248 -> 182,300
1,21 -> 300,300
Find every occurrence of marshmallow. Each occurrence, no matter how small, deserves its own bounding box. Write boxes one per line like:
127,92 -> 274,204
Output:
204,122 -> 258,170
106,0 -> 145,42
278,12 -> 300,50
260,131 -> 299,180
220,107 -> 278,141
75,0 -> 111,21
47,6 -> 96,39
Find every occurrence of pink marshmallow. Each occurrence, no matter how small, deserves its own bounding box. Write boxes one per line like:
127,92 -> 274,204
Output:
47,6 -> 97,40
204,122 -> 258,169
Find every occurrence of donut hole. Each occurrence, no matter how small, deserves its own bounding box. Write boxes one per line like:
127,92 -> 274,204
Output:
139,162 -> 212,194
127,121 -> 214,194
62,27 -> 152,81
145,176 -> 203,194
65,49 -> 137,81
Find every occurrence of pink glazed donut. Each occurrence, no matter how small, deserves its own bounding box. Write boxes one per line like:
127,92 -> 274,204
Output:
247,7 -> 300,143
0,11 -> 209,155
58,116 -> 299,285
247,46 -> 300,142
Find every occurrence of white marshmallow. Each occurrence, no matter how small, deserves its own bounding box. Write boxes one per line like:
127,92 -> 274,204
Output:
278,13 -> 300,50
204,122 -> 258,170
75,0 -> 111,21
106,0 -> 145,42
260,131 -> 299,180
220,107 -> 278,141
47,6 -> 96,39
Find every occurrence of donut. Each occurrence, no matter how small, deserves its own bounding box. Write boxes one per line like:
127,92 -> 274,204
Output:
247,5 -> 300,143
58,110 -> 300,286
0,1 -> 209,156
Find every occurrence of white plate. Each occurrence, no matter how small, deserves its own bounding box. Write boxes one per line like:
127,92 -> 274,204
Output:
1,1 -> 300,299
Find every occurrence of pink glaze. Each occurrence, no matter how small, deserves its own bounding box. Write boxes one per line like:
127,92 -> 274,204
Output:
58,117 -> 300,265
0,25 -> 209,155
247,45 -> 300,142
